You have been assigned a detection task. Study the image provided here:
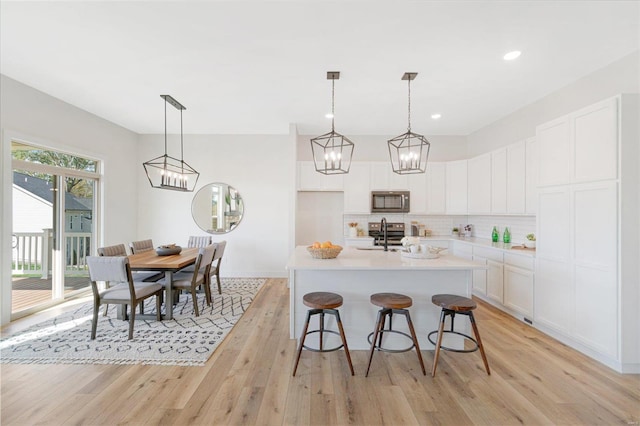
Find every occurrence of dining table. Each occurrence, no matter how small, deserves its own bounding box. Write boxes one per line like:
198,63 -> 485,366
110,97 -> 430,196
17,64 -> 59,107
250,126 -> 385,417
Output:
127,247 -> 199,320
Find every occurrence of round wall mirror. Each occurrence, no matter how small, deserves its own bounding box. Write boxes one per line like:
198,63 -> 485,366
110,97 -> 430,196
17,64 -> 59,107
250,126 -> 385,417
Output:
192,183 -> 244,234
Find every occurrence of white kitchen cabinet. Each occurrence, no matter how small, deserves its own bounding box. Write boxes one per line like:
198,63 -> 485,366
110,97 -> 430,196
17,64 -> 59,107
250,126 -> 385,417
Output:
408,172 -> 427,214
573,181 -> 617,358
506,140 -> 526,214
504,263 -> 534,319
370,161 -> 409,191
445,160 -> 468,214
297,161 -> 344,191
491,148 -> 507,213
572,98 -> 618,183
486,259 -> 504,304
525,137 -> 537,215
426,162 -> 446,214
537,116 -> 570,187
472,255 -> 487,294
452,240 -> 473,260
467,153 -> 491,214
343,162 -> 371,213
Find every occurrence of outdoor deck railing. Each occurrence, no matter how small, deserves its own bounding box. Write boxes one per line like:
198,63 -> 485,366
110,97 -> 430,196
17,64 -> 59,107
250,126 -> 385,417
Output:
12,230 -> 91,277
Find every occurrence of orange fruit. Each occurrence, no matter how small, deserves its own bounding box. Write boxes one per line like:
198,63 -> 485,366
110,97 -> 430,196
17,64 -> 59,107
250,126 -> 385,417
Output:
312,242 -> 321,249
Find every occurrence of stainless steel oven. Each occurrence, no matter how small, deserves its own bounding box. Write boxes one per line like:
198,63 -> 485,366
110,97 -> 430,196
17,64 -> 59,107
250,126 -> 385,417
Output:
368,222 -> 406,246
371,191 -> 410,213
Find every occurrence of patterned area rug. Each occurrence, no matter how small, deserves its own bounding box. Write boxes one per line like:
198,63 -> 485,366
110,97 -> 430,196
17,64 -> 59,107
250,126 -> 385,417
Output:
1,278 -> 266,366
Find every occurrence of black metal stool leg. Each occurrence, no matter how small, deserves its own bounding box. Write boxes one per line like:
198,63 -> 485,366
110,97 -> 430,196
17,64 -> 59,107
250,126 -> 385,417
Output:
319,311 -> 325,351
293,310 -> 312,376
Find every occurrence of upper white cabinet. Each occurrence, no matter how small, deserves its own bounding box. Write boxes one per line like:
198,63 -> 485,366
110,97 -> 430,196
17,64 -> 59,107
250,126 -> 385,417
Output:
445,160 -> 468,214
408,172 -> 427,214
343,162 -> 371,214
525,137 -> 537,214
506,140 -> 526,214
537,97 -> 618,187
370,162 -> 408,191
491,148 -> 508,213
426,162 -> 446,214
467,153 -> 491,214
572,97 -> 618,183
298,161 -> 344,191
537,116 -> 571,187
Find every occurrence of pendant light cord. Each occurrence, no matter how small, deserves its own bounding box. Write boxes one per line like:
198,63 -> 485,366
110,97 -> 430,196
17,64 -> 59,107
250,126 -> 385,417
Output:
407,77 -> 411,132
331,77 -> 335,132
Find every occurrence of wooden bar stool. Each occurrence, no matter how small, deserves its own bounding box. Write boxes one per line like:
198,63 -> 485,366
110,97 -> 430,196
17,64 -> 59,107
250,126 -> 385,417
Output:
292,292 -> 354,376
365,292 -> 426,377
428,294 -> 490,377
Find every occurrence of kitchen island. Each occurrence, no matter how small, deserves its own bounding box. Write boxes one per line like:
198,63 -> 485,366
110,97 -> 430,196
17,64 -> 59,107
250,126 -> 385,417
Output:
286,246 -> 487,350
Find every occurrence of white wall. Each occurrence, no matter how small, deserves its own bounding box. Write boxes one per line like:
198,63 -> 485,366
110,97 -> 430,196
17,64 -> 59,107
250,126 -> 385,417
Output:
136,134 -> 294,278
0,74 -> 140,325
297,134 -> 468,162
467,51 -> 640,156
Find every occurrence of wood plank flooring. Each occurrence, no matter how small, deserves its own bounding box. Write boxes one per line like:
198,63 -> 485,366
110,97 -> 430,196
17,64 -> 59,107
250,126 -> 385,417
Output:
11,276 -> 89,312
1,278 -> 639,425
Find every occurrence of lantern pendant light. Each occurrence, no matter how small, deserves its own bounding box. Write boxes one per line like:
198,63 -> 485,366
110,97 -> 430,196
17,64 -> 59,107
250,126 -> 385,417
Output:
388,72 -> 431,174
143,95 -> 200,192
310,71 -> 354,175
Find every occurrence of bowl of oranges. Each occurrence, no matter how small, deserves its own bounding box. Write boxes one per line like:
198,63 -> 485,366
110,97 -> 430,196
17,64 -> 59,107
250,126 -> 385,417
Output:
307,241 -> 343,259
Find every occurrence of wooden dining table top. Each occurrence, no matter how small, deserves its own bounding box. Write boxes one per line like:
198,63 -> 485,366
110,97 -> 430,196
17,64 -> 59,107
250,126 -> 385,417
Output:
128,247 -> 199,271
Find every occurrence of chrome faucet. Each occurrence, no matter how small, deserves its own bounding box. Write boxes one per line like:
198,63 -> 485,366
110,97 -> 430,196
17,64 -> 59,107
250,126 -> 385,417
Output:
380,217 -> 388,251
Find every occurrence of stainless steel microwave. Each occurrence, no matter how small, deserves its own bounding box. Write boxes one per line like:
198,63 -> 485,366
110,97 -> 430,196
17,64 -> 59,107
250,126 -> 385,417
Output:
371,191 -> 410,213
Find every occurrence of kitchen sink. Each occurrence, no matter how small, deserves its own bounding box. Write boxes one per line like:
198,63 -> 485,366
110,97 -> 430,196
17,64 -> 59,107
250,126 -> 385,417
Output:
356,246 -> 400,252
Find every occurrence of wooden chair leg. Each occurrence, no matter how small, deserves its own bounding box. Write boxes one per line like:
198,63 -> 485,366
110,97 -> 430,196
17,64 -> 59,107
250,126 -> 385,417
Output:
293,310 -> 312,376
91,300 -> 100,339
431,310 -> 447,377
216,273 -> 222,295
366,310 -> 385,377
156,294 -> 162,321
335,310 -> 355,375
192,289 -> 200,317
128,304 -> 136,340
469,311 -> 491,375
204,276 -> 212,307
103,304 -> 109,317
405,311 -> 426,375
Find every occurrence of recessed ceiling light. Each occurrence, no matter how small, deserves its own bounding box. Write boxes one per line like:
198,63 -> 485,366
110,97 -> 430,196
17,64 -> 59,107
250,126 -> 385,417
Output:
503,51 -> 521,61
325,113 -> 334,119
431,113 -> 441,120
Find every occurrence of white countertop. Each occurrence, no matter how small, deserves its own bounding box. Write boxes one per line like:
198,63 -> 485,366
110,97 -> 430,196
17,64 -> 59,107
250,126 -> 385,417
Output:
286,246 -> 487,271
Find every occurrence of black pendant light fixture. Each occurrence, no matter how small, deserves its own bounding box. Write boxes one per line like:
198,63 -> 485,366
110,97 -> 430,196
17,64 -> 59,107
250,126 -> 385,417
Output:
143,95 -> 199,192
310,71 -> 354,175
388,72 -> 430,174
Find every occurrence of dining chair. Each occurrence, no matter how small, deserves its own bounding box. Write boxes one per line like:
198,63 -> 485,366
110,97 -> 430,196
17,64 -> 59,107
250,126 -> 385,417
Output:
211,240 -> 227,294
187,235 -> 212,248
87,256 -> 163,340
163,244 -> 216,316
129,239 -> 154,254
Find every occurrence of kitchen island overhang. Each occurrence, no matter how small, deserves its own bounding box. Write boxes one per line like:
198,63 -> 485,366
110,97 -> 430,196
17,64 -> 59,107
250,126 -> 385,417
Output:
286,246 -> 488,351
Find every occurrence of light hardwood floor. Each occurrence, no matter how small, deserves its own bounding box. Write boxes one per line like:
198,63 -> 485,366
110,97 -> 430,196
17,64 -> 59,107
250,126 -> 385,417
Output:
1,278 -> 639,425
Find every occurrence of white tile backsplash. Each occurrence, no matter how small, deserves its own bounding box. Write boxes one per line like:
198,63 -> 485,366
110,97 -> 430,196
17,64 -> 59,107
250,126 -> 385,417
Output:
344,214 -> 536,243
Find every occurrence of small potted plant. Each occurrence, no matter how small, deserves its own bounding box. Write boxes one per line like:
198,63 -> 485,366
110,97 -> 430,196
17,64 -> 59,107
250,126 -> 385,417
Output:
452,227 -> 459,237
348,222 -> 358,237
525,233 -> 536,248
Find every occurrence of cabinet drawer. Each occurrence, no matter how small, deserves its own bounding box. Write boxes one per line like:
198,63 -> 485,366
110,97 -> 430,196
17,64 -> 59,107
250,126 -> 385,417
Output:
473,246 -> 503,262
504,253 -> 535,270
453,241 -> 473,255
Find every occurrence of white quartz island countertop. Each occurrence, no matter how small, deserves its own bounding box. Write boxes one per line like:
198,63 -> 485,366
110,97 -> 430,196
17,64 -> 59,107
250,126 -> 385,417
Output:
286,246 -> 487,352
286,245 -> 487,271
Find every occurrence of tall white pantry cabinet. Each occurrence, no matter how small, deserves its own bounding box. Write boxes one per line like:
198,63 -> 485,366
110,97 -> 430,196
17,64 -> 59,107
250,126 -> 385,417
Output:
535,94 -> 639,373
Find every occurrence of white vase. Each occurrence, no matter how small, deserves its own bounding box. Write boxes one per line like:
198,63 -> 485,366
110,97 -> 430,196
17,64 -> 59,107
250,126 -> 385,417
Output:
349,227 -> 358,237
524,240 -> 536,248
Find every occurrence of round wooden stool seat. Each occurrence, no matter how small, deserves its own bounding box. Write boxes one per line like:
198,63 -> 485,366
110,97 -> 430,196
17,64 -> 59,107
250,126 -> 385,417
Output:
370,292 -> 412,309
431,294 -> 477,312
303,292 -> 343,309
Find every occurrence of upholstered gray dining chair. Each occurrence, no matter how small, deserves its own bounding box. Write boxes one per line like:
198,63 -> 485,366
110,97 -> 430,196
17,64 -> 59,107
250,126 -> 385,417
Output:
163,244 -> 216,316
129,239 -> 154,254
87,256 -> 163,340
187,235 -> 212,248
211,240 -> 227,294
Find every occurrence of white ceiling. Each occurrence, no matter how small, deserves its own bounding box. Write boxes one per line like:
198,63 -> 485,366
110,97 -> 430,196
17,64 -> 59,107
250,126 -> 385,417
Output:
1,1 -> 638,136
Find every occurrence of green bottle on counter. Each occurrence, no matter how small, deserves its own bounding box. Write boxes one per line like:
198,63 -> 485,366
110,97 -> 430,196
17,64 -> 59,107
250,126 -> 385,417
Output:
492,226 -> 499,243
503,227 -> 511,244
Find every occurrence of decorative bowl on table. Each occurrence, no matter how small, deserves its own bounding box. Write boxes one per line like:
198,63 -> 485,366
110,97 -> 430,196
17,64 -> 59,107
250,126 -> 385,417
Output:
307,245 -> 343,259
156,245 -> 182,256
